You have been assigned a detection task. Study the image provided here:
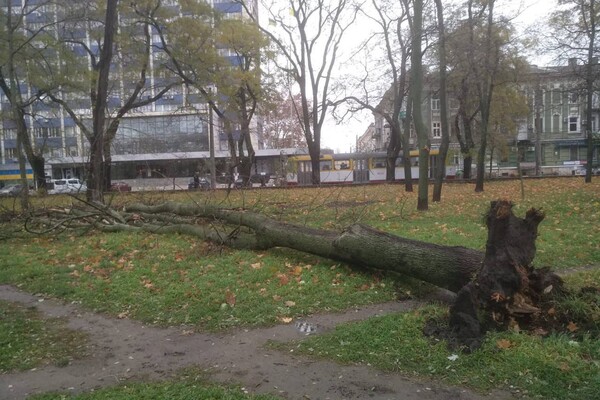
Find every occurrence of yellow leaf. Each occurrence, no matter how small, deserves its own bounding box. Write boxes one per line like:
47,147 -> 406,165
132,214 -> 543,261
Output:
279,316 -> 293,324
567,321 -> 578,332
284,300 -> 296,307
251,262 -> 262,270
292,266 -> 303,276
496,339 -> 513,349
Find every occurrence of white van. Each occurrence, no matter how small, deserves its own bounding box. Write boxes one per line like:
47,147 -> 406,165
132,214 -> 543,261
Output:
48,179 -> 88,194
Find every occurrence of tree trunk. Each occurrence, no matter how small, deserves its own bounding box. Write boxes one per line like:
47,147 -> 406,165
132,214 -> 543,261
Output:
88,0 -> 118,203
411,0 -> 428,211
450,200 -> 562,347
432,0 -> 449,203
385,124 -> 401,182
401,93 -> 414,192
124,202 -> 484,293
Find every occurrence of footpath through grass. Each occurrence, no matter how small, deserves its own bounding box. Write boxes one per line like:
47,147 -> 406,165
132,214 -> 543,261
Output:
0,177 -> 599,398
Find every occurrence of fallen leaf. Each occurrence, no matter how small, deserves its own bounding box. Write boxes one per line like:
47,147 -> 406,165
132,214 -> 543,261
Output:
279,316 -> 293,324
559,363 -> 570,372
277,273 -> 290,286
284,300 -> 296,307
225,289 -> 236,307
567,321 -> 578,332
251,262 -> 262,270
490,292 -> 506,302
117,311 -> 129,319
547,307 -> 556,316
291,266 -> 303,276
496,339 -> 513,349
272,294 -> 282,301
142,279 -> 154,289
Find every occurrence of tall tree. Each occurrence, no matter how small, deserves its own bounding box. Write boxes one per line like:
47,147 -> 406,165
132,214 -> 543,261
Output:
410,0 -> 429,210
88,0 -> 118,202
339,0 -> 413,190
243,0 -> 357,184
446,0 -> 520,189
432,0 -> 449,202
548,0 -> 599,183
472,0 -> 497,192
151,2 -> 268,187
0,0 -> 63,202
43,1 -> 179,202
214,18 -> 269,185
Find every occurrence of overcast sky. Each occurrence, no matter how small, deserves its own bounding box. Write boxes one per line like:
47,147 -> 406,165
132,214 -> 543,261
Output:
319,0 -> 559,153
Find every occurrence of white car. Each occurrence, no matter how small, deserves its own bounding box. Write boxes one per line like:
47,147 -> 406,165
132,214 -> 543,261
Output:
48,179 -> 88,194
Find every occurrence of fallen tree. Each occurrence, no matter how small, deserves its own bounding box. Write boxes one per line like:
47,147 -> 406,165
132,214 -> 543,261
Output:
114,201 -> 484,293
26,198 -> 570,346
449,200 -> 564,347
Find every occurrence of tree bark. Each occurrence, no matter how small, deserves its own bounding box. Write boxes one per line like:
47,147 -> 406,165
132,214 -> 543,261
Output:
124,202 -> 484,292
450,200 -> 562,347
432,0 -> 449,202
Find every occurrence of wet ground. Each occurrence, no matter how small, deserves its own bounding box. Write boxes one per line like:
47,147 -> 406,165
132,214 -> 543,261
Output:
0,285 -> 513,400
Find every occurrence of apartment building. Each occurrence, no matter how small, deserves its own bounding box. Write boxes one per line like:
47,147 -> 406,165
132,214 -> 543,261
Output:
360,62 -> 599,177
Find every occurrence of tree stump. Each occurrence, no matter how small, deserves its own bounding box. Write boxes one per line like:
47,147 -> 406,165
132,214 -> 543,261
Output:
449,200 -> 563,348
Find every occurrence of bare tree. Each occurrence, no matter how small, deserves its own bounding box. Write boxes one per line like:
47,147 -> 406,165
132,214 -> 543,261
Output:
338,0 -> 413,190
547,0 -> 599,183
0,0 -> 65,204
242,0 -> 358,184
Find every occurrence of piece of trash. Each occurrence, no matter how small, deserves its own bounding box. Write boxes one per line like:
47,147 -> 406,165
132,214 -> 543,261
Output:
447,354 -> 459,361
295,321 -> 317,335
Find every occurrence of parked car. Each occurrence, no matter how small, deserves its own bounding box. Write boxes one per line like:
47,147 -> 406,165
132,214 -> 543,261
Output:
110,181 -> 132,192
48,179 -> 87,194
0,184 -> 25,197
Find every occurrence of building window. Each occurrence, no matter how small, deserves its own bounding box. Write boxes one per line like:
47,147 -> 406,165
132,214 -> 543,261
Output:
4,148 -> 17,160
569,91 -> 579,104
568,116 -> 579,133
432,121 -> 441,138
552,89 -> 562,104
2,129 -> 17,140
431,98 -> 440,111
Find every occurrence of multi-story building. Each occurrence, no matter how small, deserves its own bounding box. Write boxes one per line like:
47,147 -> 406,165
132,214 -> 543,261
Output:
362,61 -> 599,177
0,0 -> 281,188
516,61 -> 599,176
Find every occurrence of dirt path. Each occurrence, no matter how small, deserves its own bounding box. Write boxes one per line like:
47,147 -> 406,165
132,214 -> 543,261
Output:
0,285 -> 512,400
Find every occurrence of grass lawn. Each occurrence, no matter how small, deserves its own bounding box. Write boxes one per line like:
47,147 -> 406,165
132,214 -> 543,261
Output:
0,177 -> 599,398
